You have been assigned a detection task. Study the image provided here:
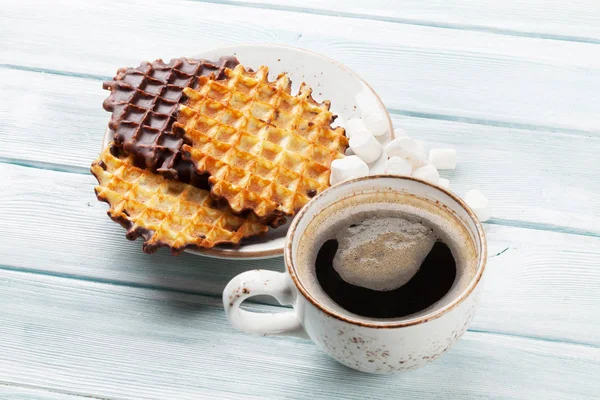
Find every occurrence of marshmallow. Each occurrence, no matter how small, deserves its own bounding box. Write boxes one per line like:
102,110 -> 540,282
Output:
384,137 -> 428,169
330,156 -> 369,185
349,132 -> 383,164
429,148 -> 457,170
368,149 -> 388,175
438,178 -> 451,189
345,118 -> 370,139
344,147 -> 355,156
356,90 -> 388,137
385,156 -> 412,176
412,164 -> 439,184
464,189 -> 491,222
415,140 -> 427,156
362,111 -> 388,137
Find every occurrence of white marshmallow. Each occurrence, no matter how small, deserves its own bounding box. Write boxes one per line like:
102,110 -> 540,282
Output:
385,156 -> 412,176
356,90 -> 388,137
344,147 -> 355,156
345,118 -> 370,139
368,149 -> 388,175
429,148 -> 457,170
412,164 -> 439,184
355,89 -> 373,111
330,156 -> 369,185
464,189 -> 491,222
349,132 -> 383,164
362,111 -> 388,137
415,140 -> 427,156
438,178 -> 450,189
384,137 -> 428,169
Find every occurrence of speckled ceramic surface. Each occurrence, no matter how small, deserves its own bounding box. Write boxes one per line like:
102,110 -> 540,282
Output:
224,175 -> 487,373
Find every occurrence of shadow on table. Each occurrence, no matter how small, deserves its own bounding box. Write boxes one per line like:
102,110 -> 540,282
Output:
116,243 -> 286,314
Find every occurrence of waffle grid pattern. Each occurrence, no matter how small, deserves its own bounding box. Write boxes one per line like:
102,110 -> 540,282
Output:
102,57 -> 238,182
175,65 -> 348,220
91,145 -> 268,255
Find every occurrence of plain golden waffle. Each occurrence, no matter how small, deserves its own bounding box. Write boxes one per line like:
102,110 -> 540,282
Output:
91,145 -> 268,255
174,64 -> 348,223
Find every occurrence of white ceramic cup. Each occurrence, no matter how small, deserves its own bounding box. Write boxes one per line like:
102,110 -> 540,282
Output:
223,176 -> 487,373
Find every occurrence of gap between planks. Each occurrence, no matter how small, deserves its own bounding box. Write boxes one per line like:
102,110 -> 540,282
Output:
0,63 -> 595,137
190,0 -> 600,45
2,70 -> 599,236
4,1 -> 600,131
0,267 -> 597,399
1,163 -> 599,351
0,261 -> 596,350
0,381 -> 119,400
0,158 -> 596,240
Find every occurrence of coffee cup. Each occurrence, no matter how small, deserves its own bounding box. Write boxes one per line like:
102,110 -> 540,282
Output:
223,176 -> 487,373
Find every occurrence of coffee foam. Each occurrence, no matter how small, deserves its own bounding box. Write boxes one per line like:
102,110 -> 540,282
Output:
333,216 -> 436,291
296,191 -> 478,321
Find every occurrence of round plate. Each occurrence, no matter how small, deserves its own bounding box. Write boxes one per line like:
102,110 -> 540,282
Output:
103,44 -> 394,259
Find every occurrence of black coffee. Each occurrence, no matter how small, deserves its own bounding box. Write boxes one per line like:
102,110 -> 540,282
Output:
296,192 -> 477,321
315,221 -> 457,319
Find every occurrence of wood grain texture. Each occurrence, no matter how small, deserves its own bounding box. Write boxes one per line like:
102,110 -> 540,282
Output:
206,0 -> 600,43
0,163 -> 599,346
0,268 -> 597,400
1,0 -> 600,397
0,385 -> 91,400
0,69 -> 106,172
2,0 -> 600,131
1,69 -> 599,233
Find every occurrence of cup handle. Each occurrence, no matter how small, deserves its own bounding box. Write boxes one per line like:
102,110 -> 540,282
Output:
223,269 -> 308,338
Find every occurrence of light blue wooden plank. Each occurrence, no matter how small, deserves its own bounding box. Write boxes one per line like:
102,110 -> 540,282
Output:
0,162 -> 599,346
2,0 -> 600,131
0,1 -> 596,398
0,385 -> 94,400
0,268 -> 597,400
1,69 -> 599,234
395,116 -> 600,235
198,0 -> 600,43
7,0 -> 599,48
0,70 -> 105,174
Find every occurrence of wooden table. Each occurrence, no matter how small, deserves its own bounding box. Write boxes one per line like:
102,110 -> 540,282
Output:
1,1 -> 599,398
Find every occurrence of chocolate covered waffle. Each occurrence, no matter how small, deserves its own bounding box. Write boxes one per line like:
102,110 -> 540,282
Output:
102,56 -> 239,187
174,64 -> 348,224
91,145 -> 268,255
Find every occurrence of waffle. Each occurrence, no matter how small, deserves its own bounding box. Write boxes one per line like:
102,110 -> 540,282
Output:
174,64 -> 348,223
91,144 -> 268,255
102,56 -> 239,187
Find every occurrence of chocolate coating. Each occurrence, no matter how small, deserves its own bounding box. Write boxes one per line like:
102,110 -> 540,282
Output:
102,56 -> 239,188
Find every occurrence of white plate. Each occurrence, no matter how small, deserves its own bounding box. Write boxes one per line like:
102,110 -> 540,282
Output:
103,44 -> 394,259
